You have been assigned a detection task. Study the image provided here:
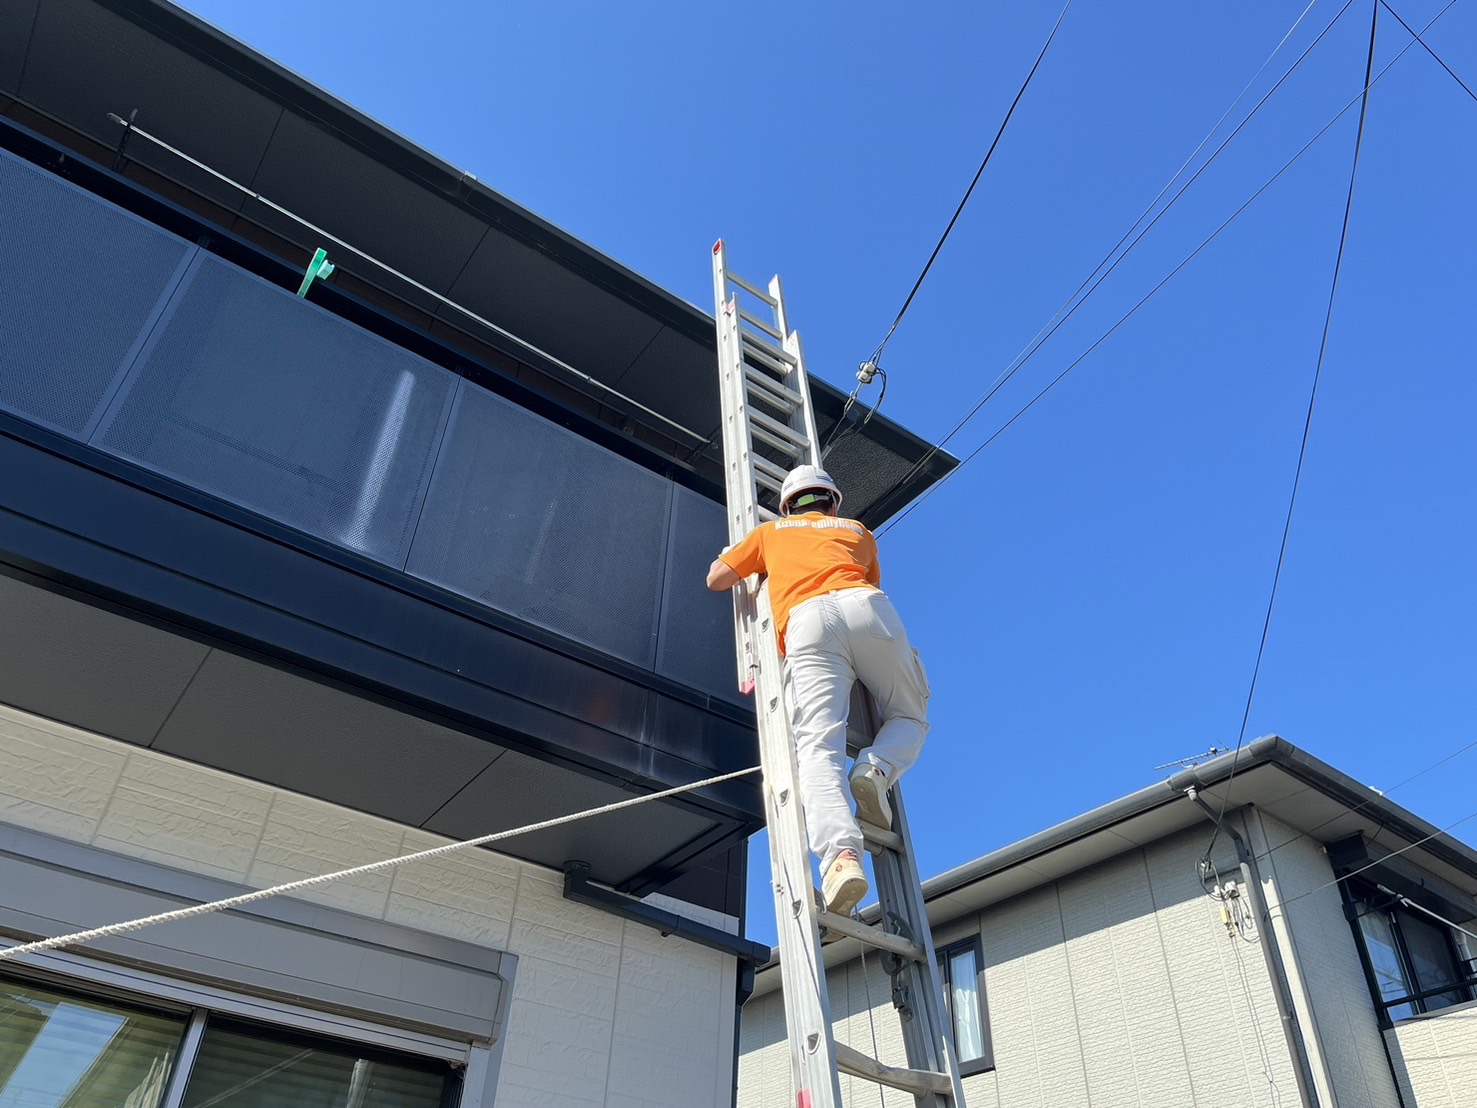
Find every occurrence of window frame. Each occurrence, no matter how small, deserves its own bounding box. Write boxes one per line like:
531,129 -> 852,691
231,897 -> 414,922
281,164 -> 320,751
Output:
1344,880 -> 1477,1026
935,935 -> 994,1076
0,961 -> 486,1108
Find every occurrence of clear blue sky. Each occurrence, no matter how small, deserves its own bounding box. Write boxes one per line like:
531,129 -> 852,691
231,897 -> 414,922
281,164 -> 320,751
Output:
175,0 -> 1476,945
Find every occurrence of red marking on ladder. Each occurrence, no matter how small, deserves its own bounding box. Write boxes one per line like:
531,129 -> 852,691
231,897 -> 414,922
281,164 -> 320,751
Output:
713,239 -> 724,253
740,676 -> 756,696
797,1093 -> 812,1108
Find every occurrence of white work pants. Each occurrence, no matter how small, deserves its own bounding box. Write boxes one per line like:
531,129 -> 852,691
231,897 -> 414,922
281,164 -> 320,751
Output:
783,587 -> 929,869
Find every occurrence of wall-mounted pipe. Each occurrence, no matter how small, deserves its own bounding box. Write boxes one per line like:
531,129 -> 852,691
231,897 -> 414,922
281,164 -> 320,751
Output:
1186,788 -> 1322,1108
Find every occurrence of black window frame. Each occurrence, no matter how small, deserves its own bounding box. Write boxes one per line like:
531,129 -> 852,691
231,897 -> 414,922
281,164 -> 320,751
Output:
1343,880 -> 1477,1026
936,935 -> 994,1076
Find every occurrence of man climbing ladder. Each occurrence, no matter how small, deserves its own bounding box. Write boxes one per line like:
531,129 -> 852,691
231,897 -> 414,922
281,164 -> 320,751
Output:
706,463 -> 930,915
711,241 -> 964,1107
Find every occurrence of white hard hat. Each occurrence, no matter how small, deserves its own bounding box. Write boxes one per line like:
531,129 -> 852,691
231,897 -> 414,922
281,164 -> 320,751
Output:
779,464 -> 843,516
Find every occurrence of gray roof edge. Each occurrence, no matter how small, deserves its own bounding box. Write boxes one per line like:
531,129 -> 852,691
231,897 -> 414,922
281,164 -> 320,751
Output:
916,735 -> 1477,907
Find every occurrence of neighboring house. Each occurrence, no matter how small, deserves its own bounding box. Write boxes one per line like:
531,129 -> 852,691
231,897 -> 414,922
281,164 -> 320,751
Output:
0,3 -> 950,1106
739,738 -> 1477,1108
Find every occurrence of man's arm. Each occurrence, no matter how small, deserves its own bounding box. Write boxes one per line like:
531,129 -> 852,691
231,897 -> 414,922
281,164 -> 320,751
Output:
706,558 -> 741,591
707,526 -> 765,591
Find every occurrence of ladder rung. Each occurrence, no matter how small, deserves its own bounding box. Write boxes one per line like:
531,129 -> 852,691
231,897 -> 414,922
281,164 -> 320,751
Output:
749,409 -> 809,455
757,505 -> 779,522
816,910 -> 927,962
724,268 -> 778,308
753,454 -> 789,486
754,468 -> 785,497
834,1043 -> 953,1097
741,329 -> 797,369
737,304 -> 783,341
745,365 -> 804,410
859,822 -> 905,854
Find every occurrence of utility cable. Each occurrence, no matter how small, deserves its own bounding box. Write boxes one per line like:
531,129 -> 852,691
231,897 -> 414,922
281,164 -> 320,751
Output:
876,0 -> 1457,540
868,0 -> 1353,518
866,0 -> 1075,372
0,764 -> 761,962
1256,738 -> 1477,862
1378,0 -> 1477,101
1205,0 -> 1381,859
825,0 -> 1074,461
1277,806 -> 1477,908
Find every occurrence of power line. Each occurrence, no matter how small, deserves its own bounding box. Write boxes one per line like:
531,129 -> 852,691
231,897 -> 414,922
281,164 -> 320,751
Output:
868,0 -> 1356,520
875,0 -> 1460,539
1278,806 -> 1477,908
1205,0 -> 1381,858
1378,0 -> 1477,101
825,0 -> 1075,462
865,0 -> 1075,371
1258,738 -> 1477,862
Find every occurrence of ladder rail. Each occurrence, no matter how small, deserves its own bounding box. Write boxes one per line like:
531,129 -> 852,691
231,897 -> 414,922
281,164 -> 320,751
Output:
713,241 -> 964,1108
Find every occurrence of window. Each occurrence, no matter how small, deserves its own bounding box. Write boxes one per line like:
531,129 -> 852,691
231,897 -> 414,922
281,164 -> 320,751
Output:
936,937 -> 992,1074
0,979 -> 185,1106
0,975 -> 461,1107
1348,883 -> 1477,1022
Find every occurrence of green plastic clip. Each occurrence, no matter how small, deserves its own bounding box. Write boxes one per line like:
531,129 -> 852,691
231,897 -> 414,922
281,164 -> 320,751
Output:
296,247 -> 335,297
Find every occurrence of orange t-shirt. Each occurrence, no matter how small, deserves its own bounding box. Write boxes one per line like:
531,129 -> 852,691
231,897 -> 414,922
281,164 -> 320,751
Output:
719,512 -> 881,651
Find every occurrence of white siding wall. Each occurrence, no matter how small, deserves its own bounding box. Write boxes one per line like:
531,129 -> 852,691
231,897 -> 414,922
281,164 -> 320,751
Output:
0,703 -> 738,1108
740,828 -> 1304,1108
1385,1005 -> 1477,1107
1246,808 -> 1402,1108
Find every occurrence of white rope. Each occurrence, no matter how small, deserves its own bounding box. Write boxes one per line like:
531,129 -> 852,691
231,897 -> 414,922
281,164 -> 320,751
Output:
0,765 -> 761,962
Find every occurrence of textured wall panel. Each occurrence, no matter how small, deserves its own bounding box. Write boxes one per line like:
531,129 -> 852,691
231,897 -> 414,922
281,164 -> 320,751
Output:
0,147 -> 193,436
94,255 -> 455,566
1252,811 -> 1402,1108
657,485 -> 740,700
407,384 -> 672,666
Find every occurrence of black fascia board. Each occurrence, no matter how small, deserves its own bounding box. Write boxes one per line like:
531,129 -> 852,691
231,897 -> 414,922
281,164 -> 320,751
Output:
0,114 -> 729,504
0,414 -> 762,827
71,2 -> 956,514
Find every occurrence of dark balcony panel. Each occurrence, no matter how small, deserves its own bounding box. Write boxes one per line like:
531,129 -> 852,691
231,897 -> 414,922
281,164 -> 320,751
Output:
0,146 -> 193,437
92,254 -> 457,567
657,485 -> 740,702
406,384 -> 673,668
0,1 -> 38,94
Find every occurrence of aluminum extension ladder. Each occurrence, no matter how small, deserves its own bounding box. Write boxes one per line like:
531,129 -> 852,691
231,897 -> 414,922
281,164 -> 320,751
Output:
711,241 -> 966,1108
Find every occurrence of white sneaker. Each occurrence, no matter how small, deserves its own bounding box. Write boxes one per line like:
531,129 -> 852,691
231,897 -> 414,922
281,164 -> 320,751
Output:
849,763 -> 893,830
822,849 -> 867,915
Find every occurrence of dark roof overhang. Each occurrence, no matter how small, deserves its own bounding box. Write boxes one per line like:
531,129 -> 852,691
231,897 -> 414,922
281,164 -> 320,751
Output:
0,0 -> 956,527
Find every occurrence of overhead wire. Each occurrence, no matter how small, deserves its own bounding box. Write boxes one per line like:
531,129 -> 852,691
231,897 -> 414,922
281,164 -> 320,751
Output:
1377,0 -> 1477,100
1255,737 -> 1477,864
875,0 -> 1461,539
865,0 -> 1075,371
822,0 -> 1074,460
1204,0 -> 1381,858
1277,806 -> 1477,909
868,0 -> 1355,516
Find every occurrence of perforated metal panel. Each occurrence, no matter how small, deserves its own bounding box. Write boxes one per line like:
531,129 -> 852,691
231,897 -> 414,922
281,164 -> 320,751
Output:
406,385 -> 673,667
0,146 -> 194,436
656,485 -> 740,701
93,254 -> 456,567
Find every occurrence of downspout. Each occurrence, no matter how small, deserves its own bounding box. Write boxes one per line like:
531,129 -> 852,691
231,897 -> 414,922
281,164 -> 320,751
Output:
1186,789 -> 1322,1108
